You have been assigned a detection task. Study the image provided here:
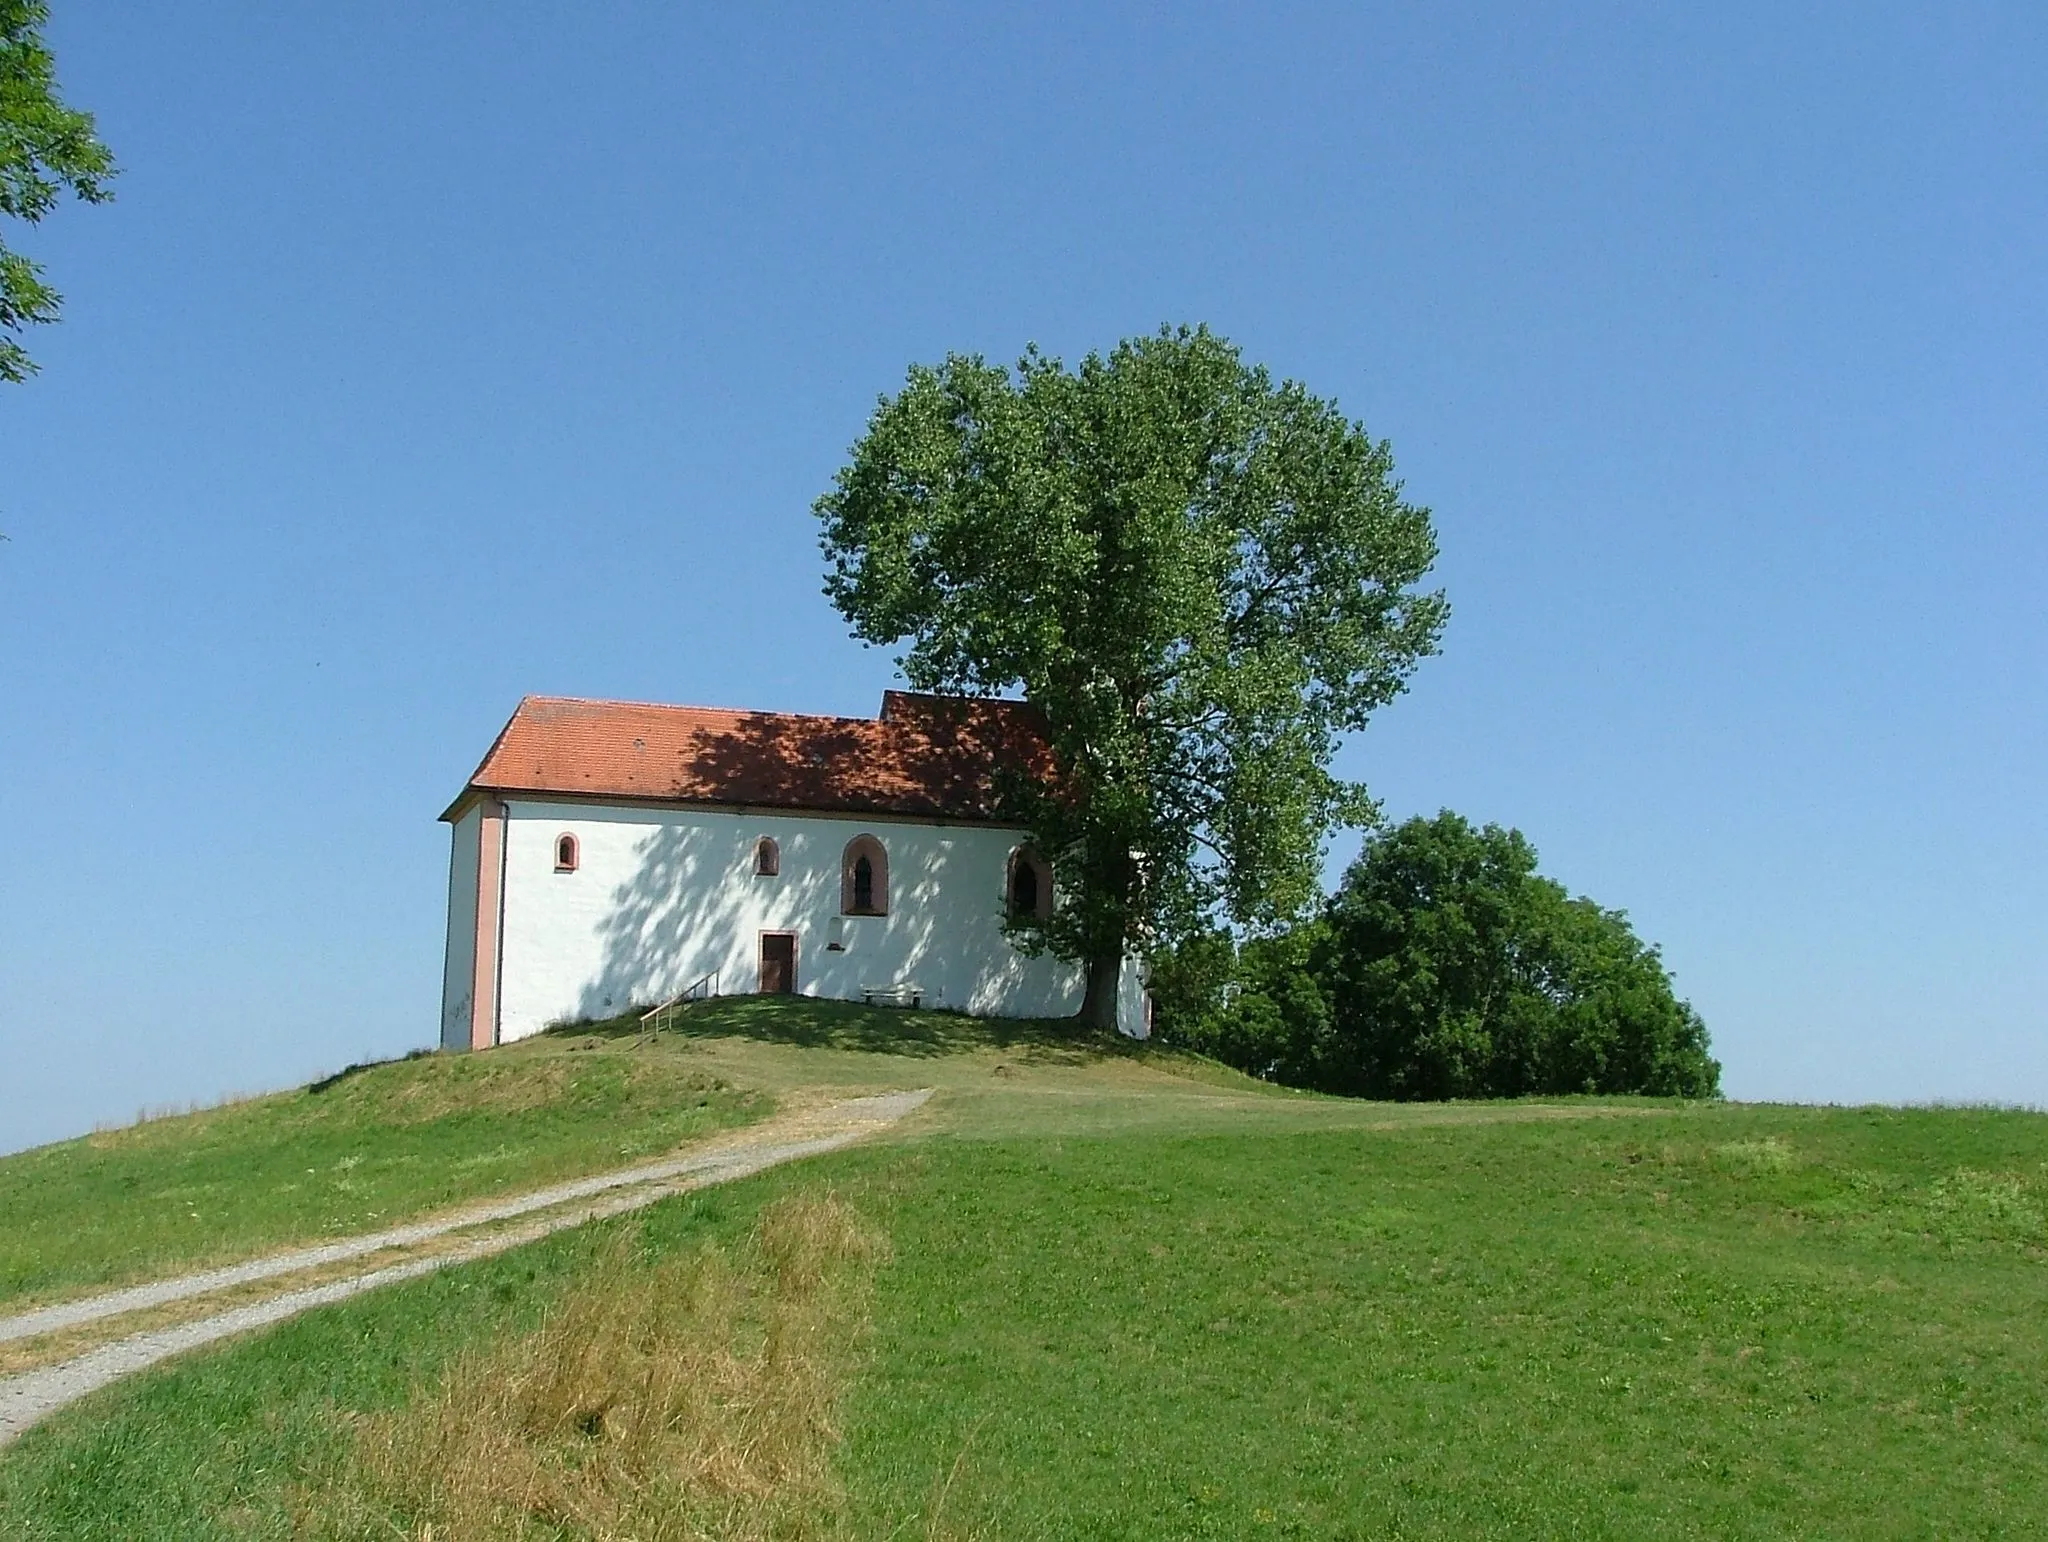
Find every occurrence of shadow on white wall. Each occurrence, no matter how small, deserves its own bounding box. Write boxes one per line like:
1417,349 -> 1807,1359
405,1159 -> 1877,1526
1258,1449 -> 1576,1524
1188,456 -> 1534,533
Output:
571,817 -> 1071,1024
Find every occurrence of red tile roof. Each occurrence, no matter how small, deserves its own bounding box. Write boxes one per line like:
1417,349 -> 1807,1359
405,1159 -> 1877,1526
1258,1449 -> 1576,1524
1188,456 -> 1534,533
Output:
444,691 -> 1053,823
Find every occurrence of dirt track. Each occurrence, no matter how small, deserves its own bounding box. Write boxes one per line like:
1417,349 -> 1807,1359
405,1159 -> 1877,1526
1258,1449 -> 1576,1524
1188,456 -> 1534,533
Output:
0,1089 -> 930,1448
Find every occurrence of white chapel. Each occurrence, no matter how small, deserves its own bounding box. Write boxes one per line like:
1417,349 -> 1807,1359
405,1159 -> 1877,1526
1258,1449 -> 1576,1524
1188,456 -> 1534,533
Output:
438,691 -> 1150,1048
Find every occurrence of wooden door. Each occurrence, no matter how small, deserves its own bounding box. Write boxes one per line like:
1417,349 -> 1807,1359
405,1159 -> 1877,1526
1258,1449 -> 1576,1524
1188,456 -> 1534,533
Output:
758,932 -> 796,994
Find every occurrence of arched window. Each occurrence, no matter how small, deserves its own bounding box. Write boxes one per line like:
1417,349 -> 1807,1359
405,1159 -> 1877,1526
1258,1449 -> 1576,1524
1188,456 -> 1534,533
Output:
1007,846 -> 1051,920
554,833 -> 579,873
754,836 -> 780,877
840,834 -> 888,915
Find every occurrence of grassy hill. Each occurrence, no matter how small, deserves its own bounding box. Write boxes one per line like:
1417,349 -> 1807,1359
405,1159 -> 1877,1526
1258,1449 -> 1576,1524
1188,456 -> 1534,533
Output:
0,1030 -> 769,1311
4,999 -> 2046,1539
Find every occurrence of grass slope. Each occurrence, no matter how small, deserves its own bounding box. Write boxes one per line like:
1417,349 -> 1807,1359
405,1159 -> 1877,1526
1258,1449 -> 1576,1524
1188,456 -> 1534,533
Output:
0,993 -> 1251,1312
5,1001 -> 2045,1539
839,1112 -> 2048,1540
0,1034 -> 766,1308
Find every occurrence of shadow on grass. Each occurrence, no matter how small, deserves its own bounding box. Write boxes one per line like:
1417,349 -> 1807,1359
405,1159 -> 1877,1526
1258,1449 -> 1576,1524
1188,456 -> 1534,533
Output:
549,994 -> 1138,1066
307,1048 -> 435,1095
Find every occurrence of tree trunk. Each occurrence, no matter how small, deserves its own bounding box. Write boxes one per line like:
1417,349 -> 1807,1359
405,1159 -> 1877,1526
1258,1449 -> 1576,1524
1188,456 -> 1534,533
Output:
1076,948 -> 1122,1032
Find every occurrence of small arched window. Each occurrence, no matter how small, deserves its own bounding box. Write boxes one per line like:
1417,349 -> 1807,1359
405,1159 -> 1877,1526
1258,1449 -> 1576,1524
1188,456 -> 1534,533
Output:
554,833 -> 579,873
754,836 -> 780,877
840,834 -> 888,915
1008,846 -> 1051,920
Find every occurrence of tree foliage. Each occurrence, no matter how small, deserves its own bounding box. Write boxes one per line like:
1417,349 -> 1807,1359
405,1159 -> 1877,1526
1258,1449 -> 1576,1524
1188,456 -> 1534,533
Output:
816,326 -> 1446,1024
1158,812 -> 1720,1099
1,0 -> 114,384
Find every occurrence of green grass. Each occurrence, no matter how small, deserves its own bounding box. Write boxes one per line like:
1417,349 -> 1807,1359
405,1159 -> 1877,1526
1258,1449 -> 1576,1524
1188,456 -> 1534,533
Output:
0,992 -> 1268,1313
5,1046 -> 2045,1538
563,995 -> 1587,1146
0,1036 -> 768,1308
838,1109 -> 2048,1540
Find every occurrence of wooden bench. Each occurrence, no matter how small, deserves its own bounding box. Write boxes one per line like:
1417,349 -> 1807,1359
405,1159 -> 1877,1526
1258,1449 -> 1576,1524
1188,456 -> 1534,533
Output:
860,983 -> 926,1009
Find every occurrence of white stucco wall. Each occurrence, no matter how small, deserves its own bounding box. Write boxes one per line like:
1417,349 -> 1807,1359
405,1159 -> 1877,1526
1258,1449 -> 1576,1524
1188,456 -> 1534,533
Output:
438,804 -> 482,1050
485,800 -> 1146,1043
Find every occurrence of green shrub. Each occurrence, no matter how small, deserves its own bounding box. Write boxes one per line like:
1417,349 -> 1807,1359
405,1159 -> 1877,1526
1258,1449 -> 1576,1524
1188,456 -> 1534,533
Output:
1155,812 -> 1720,1100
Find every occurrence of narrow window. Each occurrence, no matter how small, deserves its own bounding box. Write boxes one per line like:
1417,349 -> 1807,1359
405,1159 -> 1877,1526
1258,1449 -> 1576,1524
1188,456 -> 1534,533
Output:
554,833 -> 579,873
1009,857 -> 1039,917
1008,847 -> 1049,920
841,835 -> 888,915
755,836 -> 780,876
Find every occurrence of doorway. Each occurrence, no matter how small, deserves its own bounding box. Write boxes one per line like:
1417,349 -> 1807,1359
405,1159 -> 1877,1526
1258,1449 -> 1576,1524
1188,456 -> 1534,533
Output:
758,931 -> 797,994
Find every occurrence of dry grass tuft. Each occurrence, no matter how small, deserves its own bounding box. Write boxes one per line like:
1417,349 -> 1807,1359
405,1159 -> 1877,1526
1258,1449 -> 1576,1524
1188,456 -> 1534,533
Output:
317,1194 -> 884,1541
1711,1135 -> 1797,1174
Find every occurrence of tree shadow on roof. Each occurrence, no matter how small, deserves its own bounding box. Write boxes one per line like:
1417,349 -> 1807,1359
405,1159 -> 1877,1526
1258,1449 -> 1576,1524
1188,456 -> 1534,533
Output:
662,697 -> 1051,821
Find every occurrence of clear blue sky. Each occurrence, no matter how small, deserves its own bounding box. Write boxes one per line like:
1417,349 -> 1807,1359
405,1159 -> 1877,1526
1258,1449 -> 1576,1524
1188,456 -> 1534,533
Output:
3,3 -> 2043,1153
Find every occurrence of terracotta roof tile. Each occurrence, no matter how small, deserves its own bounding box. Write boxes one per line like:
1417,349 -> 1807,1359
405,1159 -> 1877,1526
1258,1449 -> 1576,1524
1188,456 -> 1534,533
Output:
446,691 -> 1051,823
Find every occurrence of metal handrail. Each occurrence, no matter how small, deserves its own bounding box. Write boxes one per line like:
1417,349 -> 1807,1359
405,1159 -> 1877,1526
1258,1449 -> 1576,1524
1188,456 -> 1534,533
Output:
637,970 -> 718,1043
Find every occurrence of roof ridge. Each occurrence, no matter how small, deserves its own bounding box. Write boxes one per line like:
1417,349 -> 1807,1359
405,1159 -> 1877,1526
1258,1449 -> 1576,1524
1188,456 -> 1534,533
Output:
514,693 -> 882,727
883,687 -> 1027,702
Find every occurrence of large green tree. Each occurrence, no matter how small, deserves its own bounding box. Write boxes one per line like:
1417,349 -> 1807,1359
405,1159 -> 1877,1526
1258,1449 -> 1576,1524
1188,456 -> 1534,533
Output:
816,325 -> 1447,1026
1,0 -> 114,384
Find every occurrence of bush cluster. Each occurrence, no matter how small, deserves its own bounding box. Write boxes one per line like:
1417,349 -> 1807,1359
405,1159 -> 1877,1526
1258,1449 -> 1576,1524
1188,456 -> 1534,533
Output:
1152,812 -> 1720,1100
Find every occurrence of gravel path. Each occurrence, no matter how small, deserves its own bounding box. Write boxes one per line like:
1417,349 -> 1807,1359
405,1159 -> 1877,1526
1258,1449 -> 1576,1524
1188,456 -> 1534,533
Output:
0,1089 -> 928,1448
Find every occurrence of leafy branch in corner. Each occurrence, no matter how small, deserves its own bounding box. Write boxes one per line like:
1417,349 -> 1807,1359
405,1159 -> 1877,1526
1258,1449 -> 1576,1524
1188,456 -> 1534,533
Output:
1,0 -> 116,384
